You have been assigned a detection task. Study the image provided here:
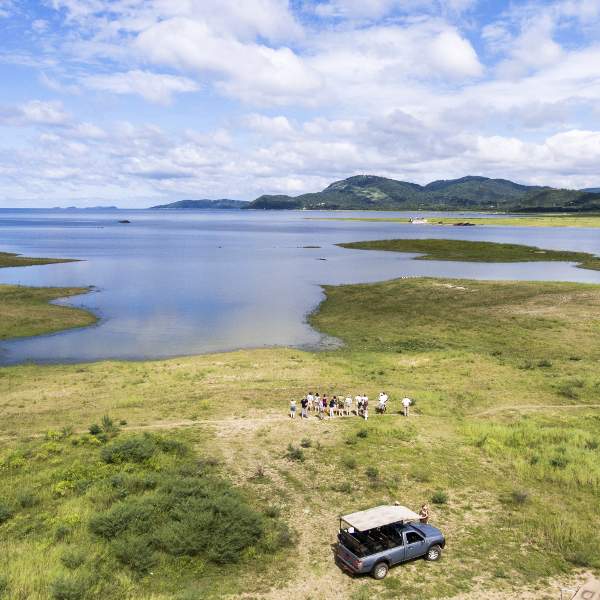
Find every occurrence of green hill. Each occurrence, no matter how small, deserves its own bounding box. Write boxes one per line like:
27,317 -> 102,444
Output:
247,175 -> 600,211
151,199 -> 247,209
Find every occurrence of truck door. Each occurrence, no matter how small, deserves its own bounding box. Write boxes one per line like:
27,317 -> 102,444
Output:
382,525 -> 405,565
404,530 -> 426,560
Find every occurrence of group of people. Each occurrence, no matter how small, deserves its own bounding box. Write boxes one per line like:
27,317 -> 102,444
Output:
289,391 -> 413,420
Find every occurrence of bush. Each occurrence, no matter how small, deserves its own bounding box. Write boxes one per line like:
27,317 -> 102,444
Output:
17,491 -> 39,509
89,500 -> 154,539
285,444 -> 304,462
332,482 -> 352,494
510,490 -> 529,505
550,455 -> 569,469
88,423 -> 101,436
112,535 -> 157,573
101,414 -> 119,435
537,359 -> 553,368
0,502 -> 13,525
431,490 -> 448,505
365,466 -> 379,481
50,576 -> 87,600
100,435 -> 156,464
0,576 -> 7,595
300,438 -> 312,448
264,506 -> 280,518
61,549 -> 86,570
342,457 -> 357,469
357,429 -> 369,439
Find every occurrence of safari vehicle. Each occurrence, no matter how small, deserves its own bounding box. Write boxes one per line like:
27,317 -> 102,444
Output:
336,505 -> 445,580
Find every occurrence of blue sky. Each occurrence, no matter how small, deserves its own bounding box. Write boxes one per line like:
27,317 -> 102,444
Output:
1,0 -> 600,207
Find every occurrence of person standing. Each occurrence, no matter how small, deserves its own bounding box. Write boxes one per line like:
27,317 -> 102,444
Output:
314,393 -> 320,413
363,395 -> 369,421
301,397 -> 308,419
307,391 -> 314,412
290,399 -> 297,419
402,396 -> 412,417
345,395 -> 352,416
419,504 -> 430,524
329,396 -> 336,418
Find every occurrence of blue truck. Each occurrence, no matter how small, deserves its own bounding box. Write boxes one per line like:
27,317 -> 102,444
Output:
336,505 -> 446,580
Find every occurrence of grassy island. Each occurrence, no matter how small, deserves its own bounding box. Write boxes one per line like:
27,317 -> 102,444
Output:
0,252 -> 96,340
1,269 -> 600,598
339,238 -> 600,271
319,214 -> 600,228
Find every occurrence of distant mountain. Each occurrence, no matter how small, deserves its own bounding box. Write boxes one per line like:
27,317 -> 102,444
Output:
247,175 -> 600,212
151,199 -> 247,209
582,187 -> 600,193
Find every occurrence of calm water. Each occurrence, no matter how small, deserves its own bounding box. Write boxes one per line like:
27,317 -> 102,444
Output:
1,209 -> 599,365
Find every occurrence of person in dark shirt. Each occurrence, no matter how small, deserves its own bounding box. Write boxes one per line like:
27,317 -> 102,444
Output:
300,397 -> 308,419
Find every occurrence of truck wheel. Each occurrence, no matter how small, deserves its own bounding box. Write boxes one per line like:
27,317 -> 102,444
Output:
425,545 -> 442,561
372,562 -> 389,580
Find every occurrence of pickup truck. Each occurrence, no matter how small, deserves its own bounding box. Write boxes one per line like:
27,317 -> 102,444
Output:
336,505 -> 445,580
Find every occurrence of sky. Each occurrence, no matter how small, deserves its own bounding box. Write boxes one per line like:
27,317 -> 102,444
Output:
1,0 -> 600,207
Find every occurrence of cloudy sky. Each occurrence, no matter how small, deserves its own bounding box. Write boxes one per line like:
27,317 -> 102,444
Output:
1,0 -> 600,207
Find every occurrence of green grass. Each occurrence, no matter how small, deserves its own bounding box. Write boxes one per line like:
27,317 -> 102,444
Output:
0,252 -> 96,340
339,238 -> 600,270
317,214 -> 600,228
0,252 -> 77,269
2,261 -> 600,596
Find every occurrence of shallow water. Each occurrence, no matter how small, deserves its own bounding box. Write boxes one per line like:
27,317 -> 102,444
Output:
0,209 -> 599,364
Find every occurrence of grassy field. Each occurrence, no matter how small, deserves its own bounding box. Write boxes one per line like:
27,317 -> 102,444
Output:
339,238 -> 600,271
318,214 -> 600,228
0,252 -> 96,340
1,271 -> 600,598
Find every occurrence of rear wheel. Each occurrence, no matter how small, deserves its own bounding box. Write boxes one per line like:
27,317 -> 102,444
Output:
372,561 -> 389,580
425,545 -> 442,561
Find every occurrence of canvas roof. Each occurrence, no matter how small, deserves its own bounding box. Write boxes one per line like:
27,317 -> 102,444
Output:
341,505 -> 420,532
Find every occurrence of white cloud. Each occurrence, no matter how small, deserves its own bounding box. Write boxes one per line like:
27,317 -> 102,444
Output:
83,70 -> 199,104
0,100 -> 70,126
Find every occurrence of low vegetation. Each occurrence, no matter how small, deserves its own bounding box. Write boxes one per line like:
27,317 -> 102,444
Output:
1,244 -> 600,598
0,252 -> 95,340
339,238 -> 600,270
320,214 -> 600,227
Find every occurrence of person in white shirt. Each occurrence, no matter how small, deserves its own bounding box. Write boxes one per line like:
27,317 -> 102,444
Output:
378,392 -> 388,412
402,397 -> 412,417
290,399 -> 297,418
355,395 -> 362,416
307,391 -> 314,412
345,396 -> 352,416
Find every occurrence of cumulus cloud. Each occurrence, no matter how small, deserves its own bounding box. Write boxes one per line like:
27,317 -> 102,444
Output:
0,100 -> 70,126
83,70 -> 199,104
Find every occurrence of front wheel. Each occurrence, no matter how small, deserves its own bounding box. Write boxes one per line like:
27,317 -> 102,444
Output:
371,561 -> 389,580
425,545 -> 442,561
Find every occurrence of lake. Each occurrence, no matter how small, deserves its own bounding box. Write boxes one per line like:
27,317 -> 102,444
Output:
1,209 -> 600,365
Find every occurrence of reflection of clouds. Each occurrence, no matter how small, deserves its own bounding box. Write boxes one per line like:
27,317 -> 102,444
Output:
1,209 -> 600,364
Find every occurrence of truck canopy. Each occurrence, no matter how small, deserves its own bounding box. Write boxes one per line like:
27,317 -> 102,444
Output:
341,505 -> 420,532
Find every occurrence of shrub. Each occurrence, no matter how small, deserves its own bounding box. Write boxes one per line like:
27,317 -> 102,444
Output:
300,438 -> 312,448
365,466 -> 379,481
537,359 -> 553,368
101,415 -> 119,435
431,490 -> 448,505
50,576 -> 87,600
357,429 -> 369,439
17,491 -> 39,509
61,549 -> 86,570
119,419 -> 127,426
0,576 -> 7,595
264,506 -> 280,518
550,455 -> 568,469
585,439 -> 599,450
342,457 -> 357,469
0,502 -> 13,525
88,423 -> 101,436
332,482 -> 352,494
89,500 -> 154,539
112,535 -> 157,574
285,444 -> 304,462
100,435 -> 157,464
54,524 -> 72,541
510,490 -> 529,505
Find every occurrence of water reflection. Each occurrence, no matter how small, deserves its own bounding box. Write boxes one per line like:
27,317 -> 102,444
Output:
0,209 -> 599,364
